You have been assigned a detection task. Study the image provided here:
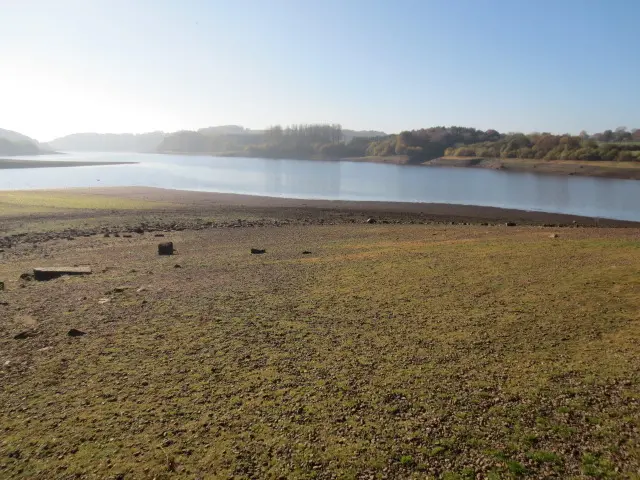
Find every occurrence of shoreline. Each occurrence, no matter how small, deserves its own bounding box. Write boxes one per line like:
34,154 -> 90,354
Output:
0,159 -> 137,169
163,150 -> 640,179
427,156 -> 640,180
2,186 -> 637,227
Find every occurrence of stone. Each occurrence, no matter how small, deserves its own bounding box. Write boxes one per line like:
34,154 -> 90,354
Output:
154,233 -> 165,237
133,227 -> 144,234
111,286 -> 128,293
122,234 -> 132,238
103,233 -> 110,238
33,266 -> 92,281
174,264 -> 182,268
0,281 -> 4,291
302,251 -> 312,255
114,233 -> 120,238
14,330 -> 37,340
505,222 -> 516,227
366,217 -> 377,224
158,242 -> 174,255
19,272 -> 34,281
550,233 -> 559,238
67,329 -> 86,337
251,248 -> 266,254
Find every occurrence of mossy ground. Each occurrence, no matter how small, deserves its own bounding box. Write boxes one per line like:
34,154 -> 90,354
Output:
1,219 -> 639,479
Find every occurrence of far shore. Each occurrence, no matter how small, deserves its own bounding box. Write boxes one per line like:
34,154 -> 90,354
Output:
160,150 -> 640,180
0,159 -> 138,169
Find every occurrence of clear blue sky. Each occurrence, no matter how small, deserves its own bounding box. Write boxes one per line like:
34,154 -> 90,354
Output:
1,0 -> 639,141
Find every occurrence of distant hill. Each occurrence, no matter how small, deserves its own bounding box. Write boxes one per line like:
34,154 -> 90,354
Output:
0,128 -> 50,155
342,129 -> 387,142
48,132 -> 166,152
197,125 -> 263,136
47,126 -> 389,155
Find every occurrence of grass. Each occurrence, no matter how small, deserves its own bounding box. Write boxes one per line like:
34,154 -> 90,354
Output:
0,191 -> 171,215
1,222 -> 639,478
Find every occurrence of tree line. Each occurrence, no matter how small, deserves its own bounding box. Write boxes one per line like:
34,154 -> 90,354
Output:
156,124 -> 640,162
446,130 -> 640,162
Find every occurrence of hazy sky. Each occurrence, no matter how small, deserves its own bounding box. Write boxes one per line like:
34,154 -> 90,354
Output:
1,0 -> 639,141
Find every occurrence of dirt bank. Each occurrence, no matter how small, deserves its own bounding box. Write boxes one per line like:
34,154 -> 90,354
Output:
429,156 -> 640,180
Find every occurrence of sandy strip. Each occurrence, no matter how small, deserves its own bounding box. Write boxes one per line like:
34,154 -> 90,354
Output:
0,159 -> 137,169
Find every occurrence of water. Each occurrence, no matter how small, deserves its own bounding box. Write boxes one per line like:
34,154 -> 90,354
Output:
1,151 -> 639,221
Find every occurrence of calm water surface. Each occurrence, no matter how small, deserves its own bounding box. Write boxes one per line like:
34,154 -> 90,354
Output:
1,152 -> 639,221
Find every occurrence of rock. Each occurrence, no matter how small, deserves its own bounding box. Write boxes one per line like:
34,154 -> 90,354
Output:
251,248 -> 266,254
366,218 -> 377,224
302,251 -> 312,255
133,227 -> 144,234
0,281 -> 4,291
154,233 -> 165,237
14,330 -> 37,340
480,222 -> 489,226
136,287 -> 147,293
103,233 -> 110,238
158,242 -> 174,255
33,266 -> 92,281
67,329 -> 86,337
114,233 -> 120,238
122,234 -> 132,238
174,264 -> 182,268
505,222 -> 517,227
111,286 -> 128,293
19,272 -> 34,281
550,233 -> 559,238
98,297 -> 111,304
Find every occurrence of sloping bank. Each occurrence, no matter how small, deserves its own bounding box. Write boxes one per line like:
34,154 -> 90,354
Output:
426,156 -> 640,180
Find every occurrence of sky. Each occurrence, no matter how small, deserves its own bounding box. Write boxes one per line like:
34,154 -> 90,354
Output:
1,0 -> 639,142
